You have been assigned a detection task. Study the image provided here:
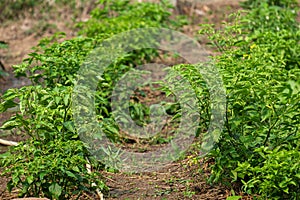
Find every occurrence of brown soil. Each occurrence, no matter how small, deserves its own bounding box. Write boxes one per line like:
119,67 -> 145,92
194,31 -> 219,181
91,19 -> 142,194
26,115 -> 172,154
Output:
0,1 -> 255,199
103,160 -> 242,200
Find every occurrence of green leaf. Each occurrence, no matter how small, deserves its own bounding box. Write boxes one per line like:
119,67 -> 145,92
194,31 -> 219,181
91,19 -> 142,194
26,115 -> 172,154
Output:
26,175 -> 34,184
39,171 -> 47,180
0,41 -> 8,49
63,94 -> 70,106
0,101 -> 18,113
63,121 -> 75,133
55,96 -> 62,105
232,170 -> 238,181
49,183 -> 62,198
0,149 -> 11,157
226,196 -> 242,200
72,166 -> 80,172
66,171 -> 77,179
0,118 -> 21,130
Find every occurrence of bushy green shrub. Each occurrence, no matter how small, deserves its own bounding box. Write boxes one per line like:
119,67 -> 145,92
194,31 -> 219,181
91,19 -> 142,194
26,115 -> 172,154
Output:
241,0 -> 299,9
199,1 -> 300,199
1,139 -> 108,199
0,84 -> 108,199
78,0 -> 179,37
241,0 -> 299,32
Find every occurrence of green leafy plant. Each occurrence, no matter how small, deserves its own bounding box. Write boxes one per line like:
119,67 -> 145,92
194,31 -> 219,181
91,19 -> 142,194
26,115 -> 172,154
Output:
240,0 -> 299,9
1,139 -> 108,199
198,1 -> 300,199
78,0 -> 185,37
0,85 -> 108,199
241,0 -> 299,32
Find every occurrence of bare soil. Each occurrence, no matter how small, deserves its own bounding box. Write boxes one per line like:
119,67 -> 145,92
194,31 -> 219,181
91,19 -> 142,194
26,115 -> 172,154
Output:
0,1 -> 256,199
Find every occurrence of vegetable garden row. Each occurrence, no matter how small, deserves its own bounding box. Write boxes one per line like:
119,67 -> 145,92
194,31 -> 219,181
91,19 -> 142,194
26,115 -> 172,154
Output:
0,0 -> 299,199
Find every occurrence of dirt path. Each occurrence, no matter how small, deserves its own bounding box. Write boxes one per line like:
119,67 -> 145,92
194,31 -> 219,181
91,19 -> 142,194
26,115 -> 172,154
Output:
103,160 -> 231,199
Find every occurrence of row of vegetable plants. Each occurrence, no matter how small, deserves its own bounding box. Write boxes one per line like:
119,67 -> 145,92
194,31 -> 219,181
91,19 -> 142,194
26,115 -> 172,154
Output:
199,0 -> 300,199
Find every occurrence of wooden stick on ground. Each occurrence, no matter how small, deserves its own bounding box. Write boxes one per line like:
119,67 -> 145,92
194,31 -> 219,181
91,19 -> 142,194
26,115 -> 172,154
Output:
86,158 -> 104,200
0,138 -> 18,146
